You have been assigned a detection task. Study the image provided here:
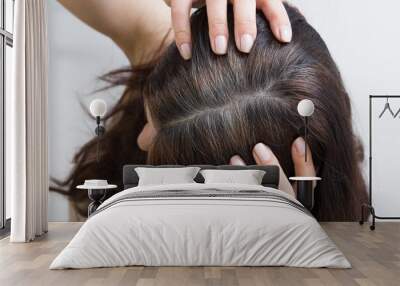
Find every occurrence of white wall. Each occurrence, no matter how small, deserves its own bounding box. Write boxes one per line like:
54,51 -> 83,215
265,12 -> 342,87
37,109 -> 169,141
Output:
47,1 -> 127,221
48,0 -> 400,220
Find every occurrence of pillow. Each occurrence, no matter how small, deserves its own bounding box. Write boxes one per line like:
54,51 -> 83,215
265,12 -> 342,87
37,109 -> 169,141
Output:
135,167 -> 201,186
200,169 -> 266,185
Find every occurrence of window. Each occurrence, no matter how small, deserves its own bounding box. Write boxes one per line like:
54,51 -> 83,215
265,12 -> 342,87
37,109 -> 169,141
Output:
0,0 -> 14,231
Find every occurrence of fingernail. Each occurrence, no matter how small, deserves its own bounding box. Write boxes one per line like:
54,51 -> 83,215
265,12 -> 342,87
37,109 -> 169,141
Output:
240,34 -> 254,53
280,25 -> 292,43
253,143 -> 272,162
294,137 -> 306,155
215,35 -> 227,55
230,155 -> 246,166
179,43 -> 192,60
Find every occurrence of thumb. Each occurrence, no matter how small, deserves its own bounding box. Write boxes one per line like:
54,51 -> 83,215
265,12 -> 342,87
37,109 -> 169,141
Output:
291,137 -> 317,187
253,143 -> 295,197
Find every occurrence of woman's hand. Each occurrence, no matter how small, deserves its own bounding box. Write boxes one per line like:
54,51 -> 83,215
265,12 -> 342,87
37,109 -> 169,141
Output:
230,137 -> 317,197
164,0 -> 292,60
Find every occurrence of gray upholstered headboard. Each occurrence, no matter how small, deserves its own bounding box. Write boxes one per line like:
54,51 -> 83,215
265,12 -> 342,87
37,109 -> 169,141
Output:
123,165 -> 280,189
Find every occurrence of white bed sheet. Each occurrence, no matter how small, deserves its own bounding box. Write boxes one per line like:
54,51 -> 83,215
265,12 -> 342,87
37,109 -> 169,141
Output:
50,183 -> 350,269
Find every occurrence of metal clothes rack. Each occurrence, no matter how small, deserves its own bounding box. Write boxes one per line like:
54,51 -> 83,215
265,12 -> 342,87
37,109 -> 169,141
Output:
360,95 -> 400,230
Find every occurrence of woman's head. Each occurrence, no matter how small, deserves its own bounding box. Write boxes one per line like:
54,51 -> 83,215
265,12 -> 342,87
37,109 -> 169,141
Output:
143,4 -> 350,166
57,3 -> 367,221
141,4 -> 366,220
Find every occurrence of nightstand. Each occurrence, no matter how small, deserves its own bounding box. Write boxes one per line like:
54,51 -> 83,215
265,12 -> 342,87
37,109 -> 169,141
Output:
77,182 -> 117,217
289,176 -> 321,210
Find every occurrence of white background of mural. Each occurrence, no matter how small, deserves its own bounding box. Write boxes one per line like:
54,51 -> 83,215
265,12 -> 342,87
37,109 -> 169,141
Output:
48,0 -> 400,220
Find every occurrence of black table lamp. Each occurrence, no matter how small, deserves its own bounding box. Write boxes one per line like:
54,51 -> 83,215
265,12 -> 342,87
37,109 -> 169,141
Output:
89,99 -> 107,162
297,99 -> 314,162
290,99 -> 321,211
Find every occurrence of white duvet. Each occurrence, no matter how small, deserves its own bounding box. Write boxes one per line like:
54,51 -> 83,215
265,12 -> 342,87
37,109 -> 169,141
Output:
50,183 -> 350,269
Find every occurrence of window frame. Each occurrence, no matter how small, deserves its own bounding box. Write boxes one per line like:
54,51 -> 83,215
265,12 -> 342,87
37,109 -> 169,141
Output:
0,0 -> 14,232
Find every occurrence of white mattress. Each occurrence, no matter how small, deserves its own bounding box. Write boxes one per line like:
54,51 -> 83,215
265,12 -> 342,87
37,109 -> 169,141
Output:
50,183 -> 350,269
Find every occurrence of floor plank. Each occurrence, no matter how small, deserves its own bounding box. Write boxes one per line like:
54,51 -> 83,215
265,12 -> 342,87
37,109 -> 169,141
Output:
0,222 -> 399,286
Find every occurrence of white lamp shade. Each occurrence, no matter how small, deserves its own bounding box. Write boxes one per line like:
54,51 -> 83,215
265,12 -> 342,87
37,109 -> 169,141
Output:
89,99 -> 107,117
297,99 -> 315,117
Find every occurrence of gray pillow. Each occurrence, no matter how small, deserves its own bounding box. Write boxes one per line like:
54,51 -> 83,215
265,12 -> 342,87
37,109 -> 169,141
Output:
135,167 -> 201,186
200,169 -> 266,185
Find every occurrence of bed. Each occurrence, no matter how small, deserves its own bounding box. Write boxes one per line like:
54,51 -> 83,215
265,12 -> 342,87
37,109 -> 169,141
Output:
50,165 -> 350,269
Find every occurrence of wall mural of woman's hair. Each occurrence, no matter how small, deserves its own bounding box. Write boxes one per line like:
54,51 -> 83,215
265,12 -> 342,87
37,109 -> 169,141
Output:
54,3 -> 367,221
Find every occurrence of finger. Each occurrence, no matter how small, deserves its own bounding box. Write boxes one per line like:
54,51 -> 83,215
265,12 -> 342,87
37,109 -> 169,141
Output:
230,155 -> 246,166
291,137 -> 318,188
252,143 -> 295,197
171,0 -> 193,60
206,0 -> 228,55
259,0 -> 292,43
233,0 -> 257,53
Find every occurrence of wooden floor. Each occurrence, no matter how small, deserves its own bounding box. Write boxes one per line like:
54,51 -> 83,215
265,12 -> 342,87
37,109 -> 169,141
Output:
0,222 -> 399,286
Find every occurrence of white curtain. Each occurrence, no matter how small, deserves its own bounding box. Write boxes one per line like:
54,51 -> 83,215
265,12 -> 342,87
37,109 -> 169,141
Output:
8,0 -> 49,242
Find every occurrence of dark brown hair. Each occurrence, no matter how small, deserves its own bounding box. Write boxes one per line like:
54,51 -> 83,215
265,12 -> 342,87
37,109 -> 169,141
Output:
55,3 -> 367,221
